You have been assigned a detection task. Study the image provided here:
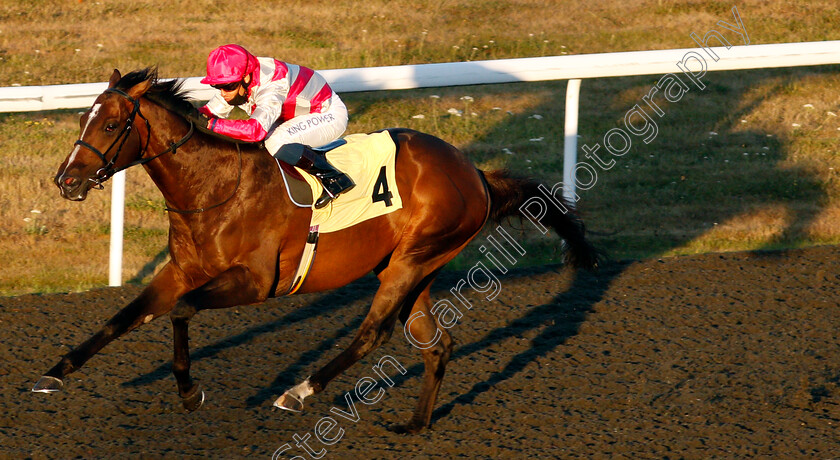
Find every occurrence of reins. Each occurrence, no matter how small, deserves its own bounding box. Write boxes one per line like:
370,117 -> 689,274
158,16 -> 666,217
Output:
73,86 -> 243,215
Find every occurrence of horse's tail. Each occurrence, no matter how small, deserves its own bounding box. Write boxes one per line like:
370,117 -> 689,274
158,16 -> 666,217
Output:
480,169 -> 600,270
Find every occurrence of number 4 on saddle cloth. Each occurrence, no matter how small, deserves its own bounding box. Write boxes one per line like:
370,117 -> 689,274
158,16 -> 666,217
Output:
275,131 -> 403,294
277,131 -> 403,230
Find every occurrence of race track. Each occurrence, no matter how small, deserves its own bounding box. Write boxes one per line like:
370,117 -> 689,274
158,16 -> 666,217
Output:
2,245 -> 839,458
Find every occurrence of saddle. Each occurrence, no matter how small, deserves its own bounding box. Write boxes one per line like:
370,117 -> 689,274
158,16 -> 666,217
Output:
276,131 -> 402,233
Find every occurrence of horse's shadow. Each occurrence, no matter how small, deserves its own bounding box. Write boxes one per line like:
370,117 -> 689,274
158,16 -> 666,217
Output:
121,277 -> 378,393
127,247 -> 169,284
292,261 -> 622,417
123,259 -> 619,417
429,262 -> 623,423
243,306 -> 366,407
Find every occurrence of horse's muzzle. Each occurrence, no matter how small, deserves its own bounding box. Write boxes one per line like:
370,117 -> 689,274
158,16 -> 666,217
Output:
55,173 -> 92,201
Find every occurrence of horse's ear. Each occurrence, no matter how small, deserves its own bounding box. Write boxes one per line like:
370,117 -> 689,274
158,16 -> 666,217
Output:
127,77 -> 153,100
108,69 -> 121,88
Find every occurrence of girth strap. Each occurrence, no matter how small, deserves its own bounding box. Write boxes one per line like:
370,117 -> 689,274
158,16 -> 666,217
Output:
285,225 -> 320,295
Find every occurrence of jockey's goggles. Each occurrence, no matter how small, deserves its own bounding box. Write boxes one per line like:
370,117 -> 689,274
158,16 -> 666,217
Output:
211,81 -> 242,91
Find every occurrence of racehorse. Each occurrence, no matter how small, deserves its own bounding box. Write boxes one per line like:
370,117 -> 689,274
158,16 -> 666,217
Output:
34,68 -> 598,433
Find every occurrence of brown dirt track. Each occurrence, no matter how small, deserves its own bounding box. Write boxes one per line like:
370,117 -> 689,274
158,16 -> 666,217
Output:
2,245 -> 839,459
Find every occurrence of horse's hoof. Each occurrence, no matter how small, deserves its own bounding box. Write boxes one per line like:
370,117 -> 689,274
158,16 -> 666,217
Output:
388,422 -> 425,434
32,376 -> 64,393
273,391 -> 304,412
182,385 -> 205,412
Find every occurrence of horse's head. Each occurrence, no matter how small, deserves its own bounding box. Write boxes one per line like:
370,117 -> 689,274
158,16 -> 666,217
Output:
55,69 -> 153,201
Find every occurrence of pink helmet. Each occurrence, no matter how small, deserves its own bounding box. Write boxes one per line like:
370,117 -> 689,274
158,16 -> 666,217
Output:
200,44 -> 259,85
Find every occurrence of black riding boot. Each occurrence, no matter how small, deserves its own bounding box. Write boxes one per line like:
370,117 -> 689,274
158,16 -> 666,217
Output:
291,145 -> 355,209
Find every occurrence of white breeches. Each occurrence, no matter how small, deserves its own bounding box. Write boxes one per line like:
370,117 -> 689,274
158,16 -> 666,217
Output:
264,96 -> 349,154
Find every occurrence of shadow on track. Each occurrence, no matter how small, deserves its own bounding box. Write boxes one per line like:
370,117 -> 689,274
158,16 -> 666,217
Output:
121,277 -> 378,392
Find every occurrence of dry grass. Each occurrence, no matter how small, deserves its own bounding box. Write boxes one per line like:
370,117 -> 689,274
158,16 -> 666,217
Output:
3,0 -> 839,85
1,1 -> 840,294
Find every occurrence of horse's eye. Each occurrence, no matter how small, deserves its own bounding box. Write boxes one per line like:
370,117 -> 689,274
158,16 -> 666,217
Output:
105,123 -> 118,132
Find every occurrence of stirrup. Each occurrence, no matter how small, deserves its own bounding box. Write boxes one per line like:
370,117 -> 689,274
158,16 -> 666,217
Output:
281,143 -> 355,208
314,175 -> 355,209
314,190 -> 334,209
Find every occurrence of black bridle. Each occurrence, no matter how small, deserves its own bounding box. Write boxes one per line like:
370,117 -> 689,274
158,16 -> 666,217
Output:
73,86 -> 242,214
73,87 -> 194,190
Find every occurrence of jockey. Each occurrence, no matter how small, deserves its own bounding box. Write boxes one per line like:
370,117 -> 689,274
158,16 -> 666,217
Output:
199,44 -> 354,209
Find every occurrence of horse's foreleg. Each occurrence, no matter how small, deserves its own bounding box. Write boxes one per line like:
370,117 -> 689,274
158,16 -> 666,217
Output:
392,286 -> 453,434
32,263 -> 187,393
169,265 -> 262,412
274,265 -> 426,412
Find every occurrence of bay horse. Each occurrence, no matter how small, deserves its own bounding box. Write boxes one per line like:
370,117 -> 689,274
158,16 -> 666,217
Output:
34,68 -> 598,433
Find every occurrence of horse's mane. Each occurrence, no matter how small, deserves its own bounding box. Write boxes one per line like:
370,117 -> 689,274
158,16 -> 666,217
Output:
117,68 -> 196,118
116,67 -> 260,146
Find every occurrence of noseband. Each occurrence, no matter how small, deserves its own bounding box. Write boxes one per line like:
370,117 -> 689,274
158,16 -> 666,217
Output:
73,87 -> 194,189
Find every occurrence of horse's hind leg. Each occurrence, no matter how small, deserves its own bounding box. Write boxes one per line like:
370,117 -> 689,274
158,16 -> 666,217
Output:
393,285 -> 453,434
274,262 -> 431,411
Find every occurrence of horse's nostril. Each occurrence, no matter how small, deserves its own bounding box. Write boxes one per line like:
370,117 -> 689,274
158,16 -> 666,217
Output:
57,175 -> 80,190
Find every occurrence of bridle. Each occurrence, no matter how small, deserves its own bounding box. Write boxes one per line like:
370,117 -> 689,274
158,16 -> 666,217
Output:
73,87 -> 194,190
70,86 -> 243,214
